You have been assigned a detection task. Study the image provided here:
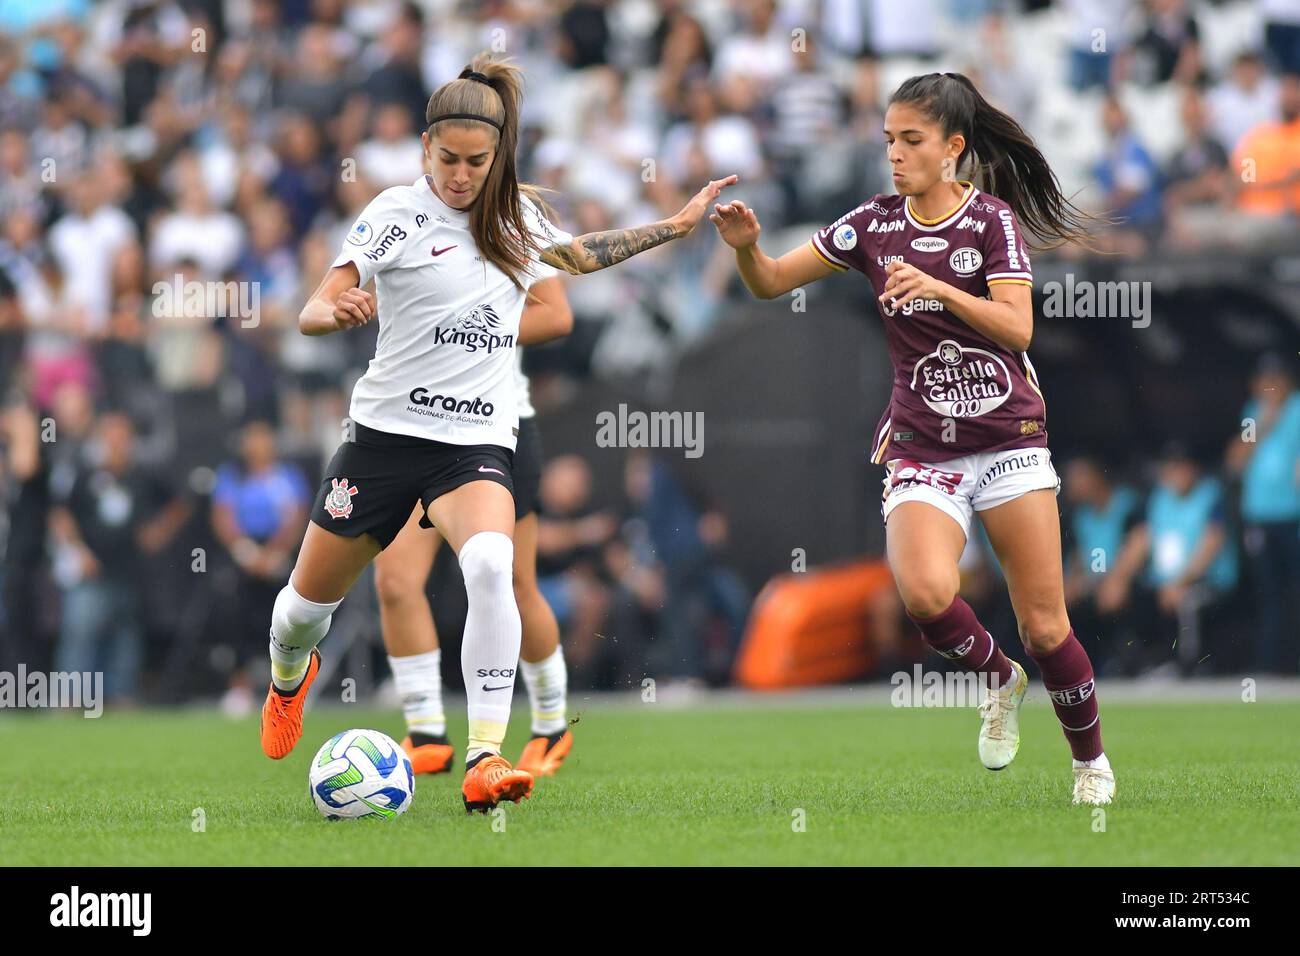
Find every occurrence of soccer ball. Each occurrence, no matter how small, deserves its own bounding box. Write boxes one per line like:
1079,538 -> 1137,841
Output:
309,729 -> 414,820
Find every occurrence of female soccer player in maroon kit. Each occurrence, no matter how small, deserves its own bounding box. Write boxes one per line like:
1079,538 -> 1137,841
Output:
712,72 -> 1115,805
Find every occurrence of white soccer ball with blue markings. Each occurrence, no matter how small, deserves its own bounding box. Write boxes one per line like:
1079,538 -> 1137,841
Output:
309,729 -> 414,820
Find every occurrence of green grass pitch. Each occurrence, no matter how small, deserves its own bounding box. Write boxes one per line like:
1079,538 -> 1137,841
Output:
1,697 -> 1297,865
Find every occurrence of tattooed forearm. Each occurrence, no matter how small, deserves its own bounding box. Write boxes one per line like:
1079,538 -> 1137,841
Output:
576,221 -> 681,271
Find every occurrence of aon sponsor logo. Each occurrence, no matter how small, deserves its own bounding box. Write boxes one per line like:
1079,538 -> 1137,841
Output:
866,219 -> 904,234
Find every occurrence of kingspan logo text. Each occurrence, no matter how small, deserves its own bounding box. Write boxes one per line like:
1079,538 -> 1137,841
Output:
432,327 -> 515,353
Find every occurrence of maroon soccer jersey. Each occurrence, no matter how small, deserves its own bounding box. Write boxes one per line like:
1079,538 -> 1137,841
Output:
809,183 -> 1048,464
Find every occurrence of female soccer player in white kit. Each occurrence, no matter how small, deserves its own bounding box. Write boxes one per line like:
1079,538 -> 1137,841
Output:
711,72 -> 1116,805
260,54 -> 736,812
374,264 -> 577,781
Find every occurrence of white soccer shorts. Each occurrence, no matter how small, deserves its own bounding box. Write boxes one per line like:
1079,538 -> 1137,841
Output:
880,446 -> 1061,540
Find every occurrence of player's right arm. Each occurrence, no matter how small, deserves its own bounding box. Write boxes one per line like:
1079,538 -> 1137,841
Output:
710,200 -> 837,299
298,261 -> 375,336
306,189 -> 408,335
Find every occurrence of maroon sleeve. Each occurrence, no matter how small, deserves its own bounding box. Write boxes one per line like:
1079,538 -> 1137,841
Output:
808,200 -> 882,275
980,203 -> 1033,288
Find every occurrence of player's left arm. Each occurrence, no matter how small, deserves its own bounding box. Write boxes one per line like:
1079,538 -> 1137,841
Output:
519,276 -> 572,346
879,262 -> 1033,352
540,175 -> 738,274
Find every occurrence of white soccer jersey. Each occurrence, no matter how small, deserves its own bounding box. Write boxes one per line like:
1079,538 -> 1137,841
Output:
332,177 -> 573,449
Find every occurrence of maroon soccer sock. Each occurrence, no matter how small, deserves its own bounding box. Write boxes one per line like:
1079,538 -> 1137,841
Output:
907,596 -> 1015,688
1028,629 -> 1103,761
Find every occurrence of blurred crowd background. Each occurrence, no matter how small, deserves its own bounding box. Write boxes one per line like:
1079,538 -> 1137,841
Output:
0,0 -> 1298,709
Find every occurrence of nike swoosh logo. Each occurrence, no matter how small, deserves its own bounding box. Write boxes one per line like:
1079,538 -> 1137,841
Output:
431,245 -> 458,256
478,465 -> 504,475
482,683 -> 511,692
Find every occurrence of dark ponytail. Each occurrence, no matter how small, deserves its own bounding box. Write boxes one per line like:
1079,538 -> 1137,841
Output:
425,53 -> 579,292
890,72 -> 1104,250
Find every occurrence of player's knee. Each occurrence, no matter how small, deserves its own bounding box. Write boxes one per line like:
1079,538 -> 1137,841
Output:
512,572 -> 539,606
459,531 -> 514,593
512,554 -> 537,596
895,571 -> 958,620
272,582 -> 339,645
1017,609 -> 1070,653
373,562 -> 424,608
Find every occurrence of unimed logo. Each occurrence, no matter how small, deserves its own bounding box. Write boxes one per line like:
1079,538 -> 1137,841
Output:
50,886 -> 151,936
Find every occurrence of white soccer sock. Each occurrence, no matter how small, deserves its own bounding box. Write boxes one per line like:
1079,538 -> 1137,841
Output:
458,531 -> 521,762
1073,752 -> 1111,771
388,650 -> 446,737
521,646 -> 568,736
268,582 -> 342,691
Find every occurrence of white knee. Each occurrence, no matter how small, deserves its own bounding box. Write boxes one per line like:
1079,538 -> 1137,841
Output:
458,532 -> 514,595
270,582 -> 342,651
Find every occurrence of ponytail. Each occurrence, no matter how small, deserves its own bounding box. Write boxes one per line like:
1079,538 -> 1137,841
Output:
424,53 -> 579,292
890,72 -> 1106,250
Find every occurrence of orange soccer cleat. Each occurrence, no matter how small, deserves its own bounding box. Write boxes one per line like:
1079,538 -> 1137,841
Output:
461,754 -> 534,813
260,648 -> 321,759
515,729 -> 574,778
401,734 -> 455,775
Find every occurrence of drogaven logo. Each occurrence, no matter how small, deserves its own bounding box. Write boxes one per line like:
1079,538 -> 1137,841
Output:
910,338 -> 1013,418
910,236 -> 948,253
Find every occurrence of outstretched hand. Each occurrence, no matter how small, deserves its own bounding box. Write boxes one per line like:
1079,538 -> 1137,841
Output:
675,174 -> 739,237
709,199 -> 762,249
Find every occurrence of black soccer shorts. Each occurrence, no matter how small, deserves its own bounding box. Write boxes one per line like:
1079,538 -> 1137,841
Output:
308,422 -> 514,549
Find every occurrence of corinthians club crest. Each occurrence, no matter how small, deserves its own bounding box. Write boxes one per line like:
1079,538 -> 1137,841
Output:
324,478 -> 358,519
